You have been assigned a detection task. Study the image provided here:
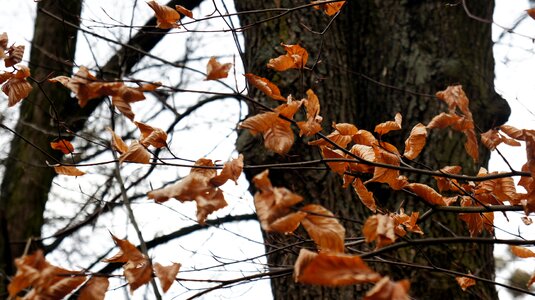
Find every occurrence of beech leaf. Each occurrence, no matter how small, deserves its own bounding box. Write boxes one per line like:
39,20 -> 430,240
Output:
50,139 -> 75,154
403,123 -> 427,160
455,276 -> 476,291
352,178 -> 376,212
364,276 -> 411,300
510,246 -> 535,258
245,73 -> 286,101
362,215 -> 396,248
135,121 -> 168,148
78,277 -> 109,300
54,165 -> 86,176
301,204 -> 346,253
147,0 -> 181,29
267,43 -> 309,71
205,56 -> 232,80
154,262 -> 181,293
2,65 -> 32,107
119,140 -> 151,164
374,112 -> 402,135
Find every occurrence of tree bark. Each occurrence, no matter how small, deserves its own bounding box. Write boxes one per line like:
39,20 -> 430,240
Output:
235,1 -> 509,299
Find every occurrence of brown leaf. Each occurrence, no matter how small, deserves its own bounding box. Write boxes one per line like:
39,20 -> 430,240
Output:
353,129 -> 377,146
309,122 -> 358,148
352,178 -> 376,212
426,112 -> 464,129
124,259 -> 152,293
119,140 -> 151,164
510,246 -> 535,258
321,146 -> 348,175
210,154 -> 244,186
294,249 -> 382,286
147,0 -> 180,29
407,183 -> 457,206
403,123 -> 427,160
391,209 -> 423,236
245,73 -> 286,101
267,43 -> 309,71
50,139 -> 75,154
205,57 -> 232,80
436,85 -> 472,118
2,65 -> 32,107
434,165 -> 462,192
54,165 -> 86,176
374,113 -> 402,135
526,8 -> 535,20
312,1 -> 346,16
362,215 -> 396,248
347,144 -> 375,173
301,204 -> 346,253
154,262 -> 181,293
458,197 -> 494,236
364,276 -> 410,300
5,45 -> 25,68
365,145 -> 400,188
500,124 -> 525,140
175,5 -> 193,18
78,277 -> 109,300
103,234 -> 146,264
107,128 -> 129,154
297,89 -> 323,136
0,32 -> 7,55
135,121 -> 168,148
455,276 -> 476,291
269,211 -> 308,233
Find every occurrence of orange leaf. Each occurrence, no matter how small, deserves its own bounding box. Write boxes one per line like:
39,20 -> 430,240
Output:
407,183 -> 457,206
294,249 -> 382,286
50,139 -> 75,154
458,197 -> 494,236
403,123 -> 427,160
434,165 -> 462,192
118,140 -> 151,164
107,128 -> 129,154
269,211 -> 308,233
391,209 -> 423,236
154,262 -> 181,293
297,89 -> 323,136
455,276 -> 476,291
205,56 -> 232,80
436,85 -> 472,118
309,122 -> 358,148
210,154 -> 244,186
301,204 -> 346,253
499,124 -> 525,141
124,258 -> 152,293
374,112 -> 402,135
2,65 -> 32,107
426,112 -> 463,129
480,128 -> 502,150
347,144 -> 375,173
135,121 -> 168,148
147,0 -> 180,29
54,165 -> 86,176
353,129 -> 378,146
312,1 -> 346,16
352,178 -> 376,212
78,277 -> 109,300
267,43 -> 308,71
175,5 -> 193,18
0,32 -> 7,55
464,127 -> 479,162
510,246 -> 535,258
4,45 -> 25,68
112,97 -> 135,120
245,73 -> 286,101
365,145 -> 400,187
321,146 -> 348,175
103,234 -> 146,264
195,188 -> 228,224
362,215 -> 396,248
364,276 -> 410,300
527,8 -> 535,20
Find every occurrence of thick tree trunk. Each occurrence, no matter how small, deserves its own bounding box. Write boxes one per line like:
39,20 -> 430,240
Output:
235,1 -> 509,299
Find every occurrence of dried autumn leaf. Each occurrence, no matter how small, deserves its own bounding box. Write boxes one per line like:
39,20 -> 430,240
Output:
309,122 -> 358,148
0,32 -> 7,56
297,89 -> 323,136
78,276 -> 109,300
245,73 -> 286,101
205,56 -> 232,80
294,248 -> 382,286
407,183 -> 457,206
352,178 -> 376,212
481,129 -> 501,150
107,127 -> 129,154
364,276 -> 410,300
391,209 -> 423,237
426,112 -> 464,129
458,197 -> 494,236
154,262 -> 181,293
403,123 -> 427,160
434,165 -> 462,192
147,0 -> 181,29
175,5 -> 193,18
321,146 -> 348,175
455,276 -> 476,291
500,124 -> 525,140
267,43 -> 309,71
510,246 -> 535,258
49,66 -> 111,107
112,97 -> 135,120
527,8 -> 535,20
301,204 -> 346,253
464,127 -> 479,162
312,1 -> 346,16
348,144 -> 375,173
436,85 -> 472,118
103,234 -> 146,264
362,214 -> 396,248
124,258 -> 152,293
135,121 -> 168,148
374,113 -> 402,135
2,65 -> 32,107
5,45 -> 25,68
210,154 -> 244,186
269,211 -> 308,233
365,145 -> 400,188
54,165 -> 86,176
50,139 -> 75,154
119,140 -> 151,164
353,129 -> 378,146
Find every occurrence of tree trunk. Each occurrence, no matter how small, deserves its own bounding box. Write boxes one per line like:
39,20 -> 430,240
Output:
235,1 -> 509,299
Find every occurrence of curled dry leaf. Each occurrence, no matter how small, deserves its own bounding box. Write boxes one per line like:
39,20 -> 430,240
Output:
374,112 -> 402,135
364,276 -> 410,300
499,124 -> 525,141
352,178 -> 376,212
353,129 -> 377,146
297,89 -> 323,136
403,123 -> 427,160
107,128 -> 129,154
510,246 -> 535,258
118,140 -> 151,164
54,165 -> 86,176
135,121 -> 168,148
348,144 -> 375,173
362,214 -> 396,248
365,145 -> 400,188
8,250 -> 86,299
294,248 -> 382,286
78,276 -> 109,300
436,85 -> 472,118
458,197 -> 494,236
2,65 -> 32,107
321,146 -> 347,175
407,183 -> 457,206
154,262 -> 181,293
205,56 -> 232,80
309,122 -> 358,149
147,0 -> 181,29
455,276 -> 476,292
50,139 -> 75,154
245,73 -> 286,101
391,209 -> 423,237
300,204 -> 346,253
434,165 -> 462,192
267,43 -> 308,71
312,1 -> 346,16
210,154 -> 244,186
175,5 -> 193,18
5,45 -> 25,67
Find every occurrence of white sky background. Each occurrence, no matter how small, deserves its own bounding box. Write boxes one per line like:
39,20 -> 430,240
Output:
0,1 -> 534,299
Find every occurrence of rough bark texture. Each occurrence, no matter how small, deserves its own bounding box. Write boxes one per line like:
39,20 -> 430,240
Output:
235,1 -> 509,299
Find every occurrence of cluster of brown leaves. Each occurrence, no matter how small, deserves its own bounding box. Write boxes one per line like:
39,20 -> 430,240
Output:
148,155 -> 243,224
0,32 -> 32,107
49,66 -> 160,120
252,170 -> 410,298
147,1 -> 193,29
